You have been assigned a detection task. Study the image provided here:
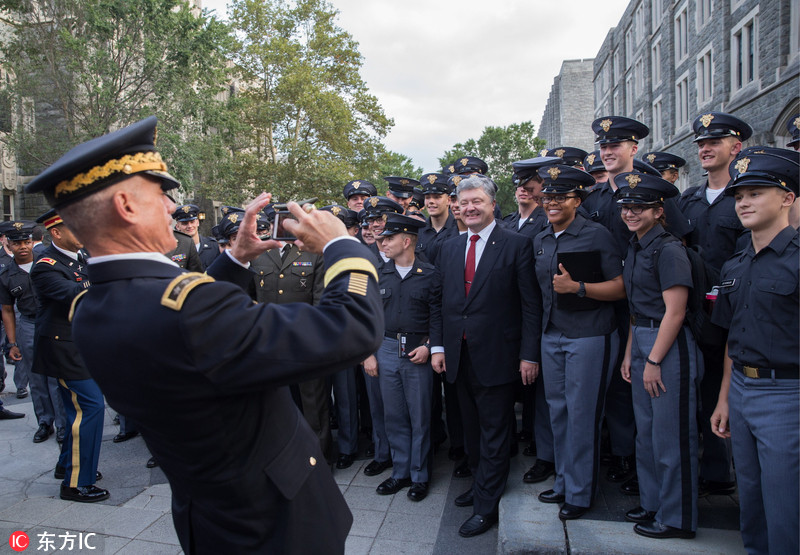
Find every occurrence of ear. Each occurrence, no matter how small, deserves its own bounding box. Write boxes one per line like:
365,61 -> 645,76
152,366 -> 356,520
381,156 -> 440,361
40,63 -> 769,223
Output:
111,188 -> 138,224
782,191 -> 796,208
731,140 -> 743,156
630,143 -> 638,156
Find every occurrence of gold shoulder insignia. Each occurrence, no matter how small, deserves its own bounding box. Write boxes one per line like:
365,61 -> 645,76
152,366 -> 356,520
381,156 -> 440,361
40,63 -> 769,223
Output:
160,272 -> 215,311
68,289 -> 89,323
324,257 -> 378,288
700,113 -> 714,127
37,258 -> 57,265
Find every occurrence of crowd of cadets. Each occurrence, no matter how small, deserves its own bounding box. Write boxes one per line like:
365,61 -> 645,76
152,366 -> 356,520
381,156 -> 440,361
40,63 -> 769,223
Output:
0,110 -> 796,550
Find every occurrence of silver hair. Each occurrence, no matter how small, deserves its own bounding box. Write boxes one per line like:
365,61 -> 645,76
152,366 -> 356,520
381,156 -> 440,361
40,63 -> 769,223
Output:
456,174 -> 496,202
57,183 -> 123,245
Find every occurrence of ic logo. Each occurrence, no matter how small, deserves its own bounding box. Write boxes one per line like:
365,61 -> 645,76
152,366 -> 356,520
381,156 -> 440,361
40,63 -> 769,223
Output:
9,531 -> 29,551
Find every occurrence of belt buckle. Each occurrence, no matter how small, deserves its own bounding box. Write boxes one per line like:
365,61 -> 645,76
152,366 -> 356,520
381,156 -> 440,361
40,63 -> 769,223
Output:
630,315 -> 637,326
743,365 -> 759,379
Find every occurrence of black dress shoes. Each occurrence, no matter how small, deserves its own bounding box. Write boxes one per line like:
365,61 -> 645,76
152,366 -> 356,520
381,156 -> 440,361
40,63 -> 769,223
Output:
458,513 -> 497,537
146,457 -> 158,468
633,520 -> 695,539
335,453 -> 355,469
606,455 -> 635,482
364,459 -> 392,476
376,477 -> 411,495
113,430 -> 139,443
625,506 -> 657,523
454,489 -> 474,507
448,446 -> 465,461
60,484 -> 109,503
407,482 -> 428,502
0,407 -> 24,420
537,489 -> 565,504
620,476 -> 640,495
523,459 -> 555,483
698,478 -> 736,497
559,503 -> 590,520
54,464 -> 102,481
33,423 -> 54,443
16,387 -> 28,399
453,460 -> 471,478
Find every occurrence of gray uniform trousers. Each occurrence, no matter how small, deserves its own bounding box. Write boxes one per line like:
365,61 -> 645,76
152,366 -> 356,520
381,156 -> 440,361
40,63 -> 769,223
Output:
331,366 -> 359,456
533,375 -> 554,463
630,325 -> 699,532
376,338 -> 433,483
21,314 -> 64,429
729,368 -> 799,555
541,330 -> 617,507
365,363 -> 391,463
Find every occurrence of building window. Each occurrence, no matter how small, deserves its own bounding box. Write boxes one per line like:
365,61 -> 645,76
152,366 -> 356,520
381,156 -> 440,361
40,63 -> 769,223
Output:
696,46 -> 713,105
613,50 -> 621,81
652,97 -> 664,144
613,89 -> 620,115
2,193 -> 13,221
675,3 -> 689,63
697,0 -> 712,28
634,57 -> 644,96
652,0 -> 663,33
625,74 -> 634,115
791,0 -> 799,59
675,72 -> 690,128
731,8 -> 758,91
651,38 -> 662,89
625,26 -> 634,69
635,3 -> 646,45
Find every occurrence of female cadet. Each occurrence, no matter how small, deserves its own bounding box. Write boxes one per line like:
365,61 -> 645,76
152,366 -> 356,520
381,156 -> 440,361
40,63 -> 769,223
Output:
616,172 -> 699,540
532,164 -> 625,520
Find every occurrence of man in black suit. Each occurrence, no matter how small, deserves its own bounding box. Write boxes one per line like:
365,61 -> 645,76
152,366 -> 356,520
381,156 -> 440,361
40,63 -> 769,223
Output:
25,117 -> 383,554
431,174 -> 541,537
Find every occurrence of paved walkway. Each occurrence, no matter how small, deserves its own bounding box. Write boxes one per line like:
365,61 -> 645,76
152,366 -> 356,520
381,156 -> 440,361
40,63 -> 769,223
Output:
0,362 -> 746,554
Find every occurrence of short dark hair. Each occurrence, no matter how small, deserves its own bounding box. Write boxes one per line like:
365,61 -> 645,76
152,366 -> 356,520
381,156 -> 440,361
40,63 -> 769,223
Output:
32,226 -> 44,241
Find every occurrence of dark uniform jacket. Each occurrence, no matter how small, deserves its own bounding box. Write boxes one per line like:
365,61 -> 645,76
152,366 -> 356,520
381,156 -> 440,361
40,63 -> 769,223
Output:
679,182 -> 745,273
379,258 -> 441,336
167,230 -> 203,272
72,240 -> 383,554
0,249 -> 12,271
430,223 -> 541,386
30,245 -> 91,380
0,260 -> 38,319
250,244 -> 323,305
417,213 -> 458,266
503,206 -> 549,243
196,235 -> 220,270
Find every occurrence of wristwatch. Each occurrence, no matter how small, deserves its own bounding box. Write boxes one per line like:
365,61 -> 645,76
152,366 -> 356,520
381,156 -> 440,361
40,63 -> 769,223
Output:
577,281 -> 586,298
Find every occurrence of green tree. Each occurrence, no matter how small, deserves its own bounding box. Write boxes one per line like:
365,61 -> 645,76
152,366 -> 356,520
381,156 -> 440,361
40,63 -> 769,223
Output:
0,0 -> 234,194
439,121 -> 546,212
228,0 -> 393,205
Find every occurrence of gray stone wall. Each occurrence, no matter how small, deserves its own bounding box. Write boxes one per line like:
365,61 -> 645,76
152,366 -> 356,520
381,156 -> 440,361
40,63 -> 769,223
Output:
539,60 -> 597,152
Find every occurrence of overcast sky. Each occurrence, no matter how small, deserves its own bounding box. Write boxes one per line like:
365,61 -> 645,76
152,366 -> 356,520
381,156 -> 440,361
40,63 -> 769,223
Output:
201,0 -> 631,171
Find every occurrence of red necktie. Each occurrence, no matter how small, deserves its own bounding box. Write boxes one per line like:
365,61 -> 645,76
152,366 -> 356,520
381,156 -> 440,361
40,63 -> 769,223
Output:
465,234 -> 479,297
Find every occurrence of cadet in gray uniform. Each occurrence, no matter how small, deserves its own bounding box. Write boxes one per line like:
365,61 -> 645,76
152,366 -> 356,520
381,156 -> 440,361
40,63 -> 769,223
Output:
532,165 -> 624,520
617,172 -> 699,540
373,214 -> 440,502
711,148 -> 799,555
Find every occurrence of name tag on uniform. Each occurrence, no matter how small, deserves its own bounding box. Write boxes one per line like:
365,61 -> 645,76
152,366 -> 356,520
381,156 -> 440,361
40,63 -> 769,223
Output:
10,285 -> 22,295
292,261 -> 313,267
719,279 -> 736,289
537,249 -> 544,256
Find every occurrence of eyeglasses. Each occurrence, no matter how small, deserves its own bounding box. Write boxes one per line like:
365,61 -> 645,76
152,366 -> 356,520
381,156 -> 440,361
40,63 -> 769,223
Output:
618,205 -> 652,215
541,194 -> 579,204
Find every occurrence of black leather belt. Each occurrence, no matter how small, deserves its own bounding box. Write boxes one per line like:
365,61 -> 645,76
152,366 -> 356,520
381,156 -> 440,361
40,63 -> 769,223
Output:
736,364 -> 798,380
384,332 -> 427,341
630,314 -> 661,328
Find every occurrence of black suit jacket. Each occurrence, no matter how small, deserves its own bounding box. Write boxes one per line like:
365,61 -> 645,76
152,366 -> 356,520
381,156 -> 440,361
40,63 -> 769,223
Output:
30,245 -> 91,380
196,235 -> 220,270
72,240 -> 383,554
430,223 -> 541,387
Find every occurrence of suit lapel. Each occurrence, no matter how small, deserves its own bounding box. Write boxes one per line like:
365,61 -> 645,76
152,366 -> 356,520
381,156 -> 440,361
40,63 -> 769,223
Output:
465,225 -> 505,306
268,248 -> 283,269
281,246 -> 300,270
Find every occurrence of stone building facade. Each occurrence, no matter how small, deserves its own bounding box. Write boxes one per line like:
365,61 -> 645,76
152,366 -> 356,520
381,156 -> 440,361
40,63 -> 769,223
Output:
592,0 -> 799,191
538,59 -> 597,153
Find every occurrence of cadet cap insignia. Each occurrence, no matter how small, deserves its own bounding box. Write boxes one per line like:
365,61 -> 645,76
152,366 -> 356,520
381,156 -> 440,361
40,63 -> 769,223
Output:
370,197 -> 380,207
547,166 -> 561,180
452,176 -> 462,187
182,205 -> 191,213
625,174 -> 641,188
460,158 -> 468,166
600,119 -> 613,132
448,165 -> 455,173
540,149 -> 549,156
427,175 -> 436,184
399,179 -> 409,186
331,206 -> 341,216
554,149 -> 565,158
12,222 -> 23,230
228,214 -> 238,224
353,181 -> 361,188
700,114 -> 714,128
647,154 -> 656,163
586,153 -> 596,165
734,157 -> 750,174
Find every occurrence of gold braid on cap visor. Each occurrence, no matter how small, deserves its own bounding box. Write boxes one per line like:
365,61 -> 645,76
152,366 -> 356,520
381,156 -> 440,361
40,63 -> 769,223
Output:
54,151 -> 167,199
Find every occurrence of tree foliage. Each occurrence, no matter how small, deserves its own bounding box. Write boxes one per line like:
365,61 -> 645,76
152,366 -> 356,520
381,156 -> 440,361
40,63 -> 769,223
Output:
438,121 -> 546,212
228,0 -> 393,205
0,0 -> 234,193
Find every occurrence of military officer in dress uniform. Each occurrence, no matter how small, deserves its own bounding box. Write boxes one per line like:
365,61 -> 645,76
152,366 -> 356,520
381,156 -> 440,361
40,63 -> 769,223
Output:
372,213 -> 440,502
0,221 -> 65,441
29,211 -> 107,503
710,149 -> 799,554
25,116 -> 384,555
172,204 -> 219,270
541,147 -> 588,168
679,112 -> 753,498
640,152 -> 686,185
166,227 -> 202,271
383,176 -> 418,213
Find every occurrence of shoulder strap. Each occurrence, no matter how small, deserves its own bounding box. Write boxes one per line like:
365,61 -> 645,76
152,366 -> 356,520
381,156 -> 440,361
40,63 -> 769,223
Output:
161,272 -> 215,311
